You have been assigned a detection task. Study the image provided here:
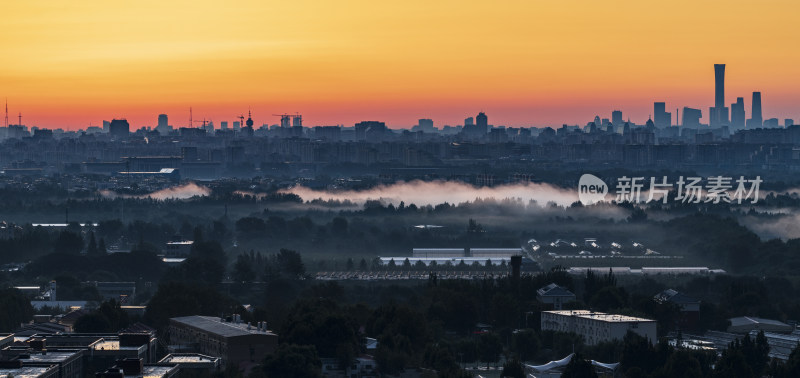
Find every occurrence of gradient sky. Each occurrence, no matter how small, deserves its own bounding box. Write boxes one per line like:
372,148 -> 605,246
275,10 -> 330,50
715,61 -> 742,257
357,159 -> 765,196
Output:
2,0 -> 800,130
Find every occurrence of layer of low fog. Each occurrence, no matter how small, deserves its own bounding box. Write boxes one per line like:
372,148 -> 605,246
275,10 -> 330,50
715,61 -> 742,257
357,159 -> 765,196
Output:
99,182 -> 211,200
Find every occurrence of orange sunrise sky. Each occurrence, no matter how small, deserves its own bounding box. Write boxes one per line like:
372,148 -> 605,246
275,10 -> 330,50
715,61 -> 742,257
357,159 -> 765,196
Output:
2,0 -> 800,130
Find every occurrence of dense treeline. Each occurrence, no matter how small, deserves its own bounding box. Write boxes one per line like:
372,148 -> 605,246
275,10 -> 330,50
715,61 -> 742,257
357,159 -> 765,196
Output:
136,263 -> 800,377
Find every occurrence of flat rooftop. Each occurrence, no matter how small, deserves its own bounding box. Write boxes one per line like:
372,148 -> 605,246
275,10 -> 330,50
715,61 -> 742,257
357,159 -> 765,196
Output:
138,365 -> 176,378
544,310 -> 655,323
0,366 -> 57,378
22,351 -> 81,363
159,353 -> 219,364
166,241 -> 193,245
161,258 -> 186,263
93,339 -> 142,352
170,316 -> 276,338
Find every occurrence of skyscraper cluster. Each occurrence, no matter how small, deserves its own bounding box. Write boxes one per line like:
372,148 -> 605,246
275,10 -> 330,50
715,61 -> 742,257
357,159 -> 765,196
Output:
711,64 -> 764,130
642,64 -> 769,129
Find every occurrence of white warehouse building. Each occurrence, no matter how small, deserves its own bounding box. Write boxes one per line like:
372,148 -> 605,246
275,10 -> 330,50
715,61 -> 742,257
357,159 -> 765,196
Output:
412,248 -> 466,258
470,248 -> 522,258
541,310 -> 657,346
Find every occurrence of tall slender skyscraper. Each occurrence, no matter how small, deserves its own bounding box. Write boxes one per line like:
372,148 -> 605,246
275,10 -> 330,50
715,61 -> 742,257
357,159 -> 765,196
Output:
747,92 -> 762,128
715,64 -> 725,109
711,64 -> 729,126
731,97 -> 745,130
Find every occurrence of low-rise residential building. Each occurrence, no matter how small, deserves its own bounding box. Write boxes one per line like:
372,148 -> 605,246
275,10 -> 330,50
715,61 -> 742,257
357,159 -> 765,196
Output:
654,289 -> 701,330
168,316 -> 278,368
4,330 -> 158,374
0,351 -> 84,378
0,365 -> 59,378
541,310 -> 657,345
95,358 -> 178,378
537,283 -> 576,310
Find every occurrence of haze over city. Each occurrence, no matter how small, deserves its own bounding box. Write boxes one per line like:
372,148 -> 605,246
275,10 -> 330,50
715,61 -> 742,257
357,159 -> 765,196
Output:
3,0 -> 800,129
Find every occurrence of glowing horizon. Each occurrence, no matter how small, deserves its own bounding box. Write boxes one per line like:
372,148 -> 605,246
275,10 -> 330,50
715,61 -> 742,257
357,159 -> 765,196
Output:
2,0 -> 800,130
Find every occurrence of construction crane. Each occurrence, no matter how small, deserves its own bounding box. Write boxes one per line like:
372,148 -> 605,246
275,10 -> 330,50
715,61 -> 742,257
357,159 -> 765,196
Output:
192,118 -> 210,129
272,114 -> 292,128
237,114 -> 245,128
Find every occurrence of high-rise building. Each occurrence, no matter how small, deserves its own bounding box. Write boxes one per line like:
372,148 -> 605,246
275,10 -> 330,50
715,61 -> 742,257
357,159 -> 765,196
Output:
461,113 -> 488,138
731,97 -> 745,130
108,119 -> 130,138
682,107 -> 702,128
220,121 -> 229,130
157,114 -> 168,128
709,106 -> 729,127
292,115 -> 302,127
747,92 -> 763,129
715,64 -> 725,109
355,121 -> 386,141
710,64 -> 729,126
654,102 -> 671,128
232,121 -> 241,130
764,118 -> 779,128
785,119 -> 794,128
611,110 -> 623,127
464,117 -> 474,126
476,112 -> 488,133
156,114 -> 170,134
414,118 -> 434,132
279,115 -> 291,128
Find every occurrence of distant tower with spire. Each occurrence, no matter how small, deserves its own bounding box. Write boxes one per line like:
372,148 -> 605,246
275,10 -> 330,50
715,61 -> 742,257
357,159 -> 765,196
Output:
241,109 -> 255,137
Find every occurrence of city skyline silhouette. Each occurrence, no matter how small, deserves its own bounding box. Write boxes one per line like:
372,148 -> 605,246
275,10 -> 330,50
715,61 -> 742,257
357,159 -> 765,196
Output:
3,1 -> 800,129
0,62 -> 790,132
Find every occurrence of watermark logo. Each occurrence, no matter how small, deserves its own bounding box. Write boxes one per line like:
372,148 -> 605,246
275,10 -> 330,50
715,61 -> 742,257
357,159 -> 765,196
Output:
578,174 -> 762,205
578,174 -> 608,205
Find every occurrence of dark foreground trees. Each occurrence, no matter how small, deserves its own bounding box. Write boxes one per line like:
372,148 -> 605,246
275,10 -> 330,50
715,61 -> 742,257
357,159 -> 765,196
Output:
143,282 -> 238,330
261,344 -> 322,378
0,288 -> 34,332
74,300 -> 130,333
